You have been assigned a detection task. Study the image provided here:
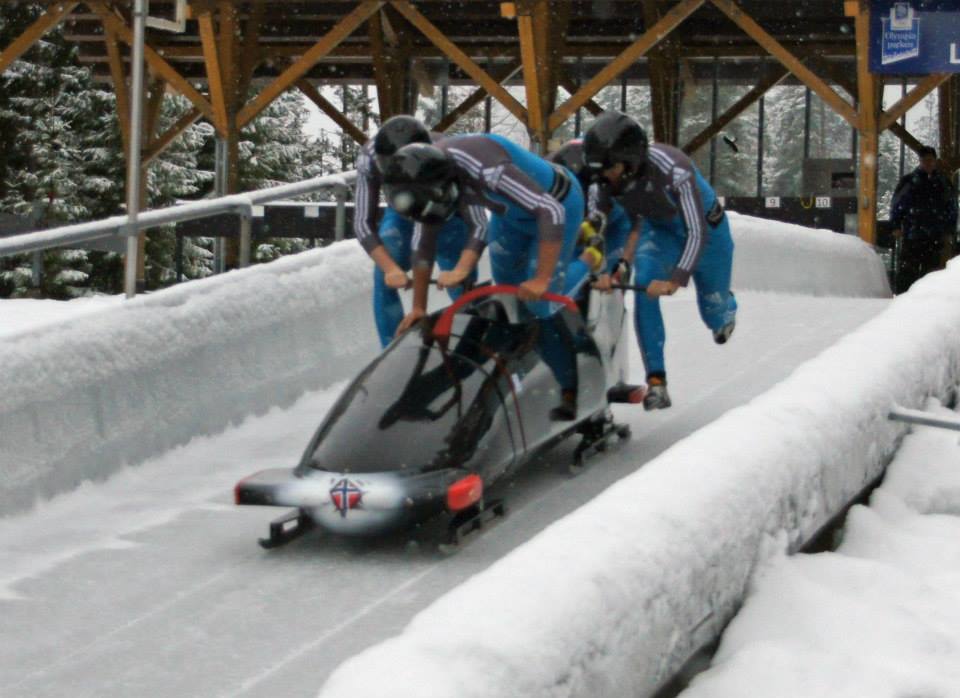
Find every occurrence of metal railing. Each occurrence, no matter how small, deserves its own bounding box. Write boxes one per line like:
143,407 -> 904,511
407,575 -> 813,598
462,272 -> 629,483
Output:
0,170 -> 357,298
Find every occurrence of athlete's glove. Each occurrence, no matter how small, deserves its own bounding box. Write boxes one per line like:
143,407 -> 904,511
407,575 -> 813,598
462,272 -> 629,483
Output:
579,213 -> 607,243
580,231 -> 605,272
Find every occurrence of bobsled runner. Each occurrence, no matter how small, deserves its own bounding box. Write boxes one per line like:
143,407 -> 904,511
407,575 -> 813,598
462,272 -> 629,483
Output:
235,284 -> 643,549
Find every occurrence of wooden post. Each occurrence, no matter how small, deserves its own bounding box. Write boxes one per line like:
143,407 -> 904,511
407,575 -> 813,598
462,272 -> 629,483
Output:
368,9 -> 396,121
222,1 -> 242,268
852,0 -> 880,245
103,22 -> 131,158
643,0 -> 676,144
938,76 -> 958,172
516,0 -> 553,150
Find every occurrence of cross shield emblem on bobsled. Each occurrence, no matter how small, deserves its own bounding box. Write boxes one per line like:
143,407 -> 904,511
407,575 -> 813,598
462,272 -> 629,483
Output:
330,478 -> 363,518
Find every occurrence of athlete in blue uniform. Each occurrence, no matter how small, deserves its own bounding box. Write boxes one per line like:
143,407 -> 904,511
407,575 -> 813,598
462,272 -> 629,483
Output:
585,111 -> 737,410
354,116 -> 476,347
548,139 -> 635,297
381,134 -> 586,420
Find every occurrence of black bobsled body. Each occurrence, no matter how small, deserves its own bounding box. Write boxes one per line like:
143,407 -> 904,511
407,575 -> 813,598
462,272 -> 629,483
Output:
235,288 -> 636,543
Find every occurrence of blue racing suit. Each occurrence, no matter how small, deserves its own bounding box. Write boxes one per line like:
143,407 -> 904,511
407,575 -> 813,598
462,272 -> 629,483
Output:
591,144 -> 736,379
414,134 -> 584,391
355,140 -> 475,347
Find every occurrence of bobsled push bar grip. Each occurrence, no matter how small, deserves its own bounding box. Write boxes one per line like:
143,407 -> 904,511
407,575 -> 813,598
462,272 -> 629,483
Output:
432,284 -> 579,340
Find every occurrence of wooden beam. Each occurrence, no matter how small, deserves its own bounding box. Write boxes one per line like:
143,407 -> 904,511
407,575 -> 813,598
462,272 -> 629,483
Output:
239,0 -> 265,95
643,0 -> 675,144
368,9 -> 394,120
517,7 -> 545,145
391,0 -> 528,124
939,77 -> 958,173
144,76 -> 166,147
219,1 -> 238,117
854,0 -> 879,245
682,65 -> 789,154
547,0 -> 704,131
434,86 -> 486,132
237,1 -> 383,128
122,40 -> 856,63
90,3 -> 216,123
102,22 -> 130,157
879,72 -> 952,131
557,71 -> 602,116
434,61 -> 522,132
888,121 -> 925,155
0,2 -> 78,74
546,1 -> 571,116
198,11 -> 228,135
709,0 -> 859,129
297,80 -> 368,145
143,107 -> 201,165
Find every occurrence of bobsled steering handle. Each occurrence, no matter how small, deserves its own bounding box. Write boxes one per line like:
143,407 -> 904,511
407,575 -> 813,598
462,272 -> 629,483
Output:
433,284 -> 578,340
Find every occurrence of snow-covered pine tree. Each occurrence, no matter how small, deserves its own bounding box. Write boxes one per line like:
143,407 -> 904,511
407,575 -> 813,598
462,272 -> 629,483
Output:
0,2 -> 121,298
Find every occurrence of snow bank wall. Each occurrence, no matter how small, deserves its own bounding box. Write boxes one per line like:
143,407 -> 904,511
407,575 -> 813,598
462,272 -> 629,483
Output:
320,263 -> 960,698
729,212 -> 891,297
0,242 -> 376,516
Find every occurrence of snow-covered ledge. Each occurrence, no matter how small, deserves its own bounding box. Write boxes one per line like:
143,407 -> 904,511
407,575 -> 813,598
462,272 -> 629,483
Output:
728,212 -> 891,297
0,242 -> 375,516
319,261 -> 959,698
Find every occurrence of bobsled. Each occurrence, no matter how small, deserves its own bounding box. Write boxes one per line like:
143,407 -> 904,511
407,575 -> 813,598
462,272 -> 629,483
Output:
235,285 -> 643,549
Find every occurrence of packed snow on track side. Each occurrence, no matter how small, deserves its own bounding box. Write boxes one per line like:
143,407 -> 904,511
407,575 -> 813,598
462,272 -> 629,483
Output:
680,397 -> 960,698
0,295 -> 123,338
0,241 -> 375,516
318,262 -> 960,698
728,212 -> 891,298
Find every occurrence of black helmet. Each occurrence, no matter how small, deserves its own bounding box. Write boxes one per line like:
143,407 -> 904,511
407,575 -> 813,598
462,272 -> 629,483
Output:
373,115 -> 431,171
548,139 -> 588,184
583,111 -> 648,178
382,143 -> 460,225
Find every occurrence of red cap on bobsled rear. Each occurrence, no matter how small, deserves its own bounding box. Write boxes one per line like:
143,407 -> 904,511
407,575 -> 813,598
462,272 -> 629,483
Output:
447,474 -> 483,512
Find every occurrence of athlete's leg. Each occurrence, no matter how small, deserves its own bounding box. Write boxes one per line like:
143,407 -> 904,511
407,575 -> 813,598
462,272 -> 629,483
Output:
632,226 -> 681,378
692,217 -> 737,332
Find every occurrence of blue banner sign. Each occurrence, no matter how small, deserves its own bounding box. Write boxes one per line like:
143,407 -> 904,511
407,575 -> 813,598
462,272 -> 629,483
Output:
870,0 -> 960,74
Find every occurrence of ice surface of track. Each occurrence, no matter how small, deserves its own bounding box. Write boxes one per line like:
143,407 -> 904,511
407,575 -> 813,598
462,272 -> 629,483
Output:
0,290 -> 886,697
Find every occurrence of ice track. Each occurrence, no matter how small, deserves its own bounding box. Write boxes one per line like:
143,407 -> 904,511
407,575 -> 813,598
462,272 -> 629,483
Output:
0,290 -> 886,698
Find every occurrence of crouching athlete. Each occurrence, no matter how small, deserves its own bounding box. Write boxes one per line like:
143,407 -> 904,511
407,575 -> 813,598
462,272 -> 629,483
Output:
585,111 -> 737,410
354,115 -> 477,348
384,133 -> 586,421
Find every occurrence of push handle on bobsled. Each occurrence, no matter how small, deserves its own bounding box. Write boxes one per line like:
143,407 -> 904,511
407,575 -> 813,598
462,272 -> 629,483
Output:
432,284 -> 579,340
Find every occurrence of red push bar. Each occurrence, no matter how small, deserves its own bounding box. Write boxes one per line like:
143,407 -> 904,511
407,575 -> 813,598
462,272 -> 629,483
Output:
432,284 -> 578,340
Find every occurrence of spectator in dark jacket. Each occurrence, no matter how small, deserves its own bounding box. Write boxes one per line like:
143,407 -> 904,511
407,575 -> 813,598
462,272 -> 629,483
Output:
890,145 -> 958,292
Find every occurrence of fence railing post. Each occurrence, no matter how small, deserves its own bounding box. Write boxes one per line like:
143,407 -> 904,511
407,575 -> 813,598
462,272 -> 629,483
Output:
334,183 -> 347,242
239,214 -> 252,268
31,251 -> 42,288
